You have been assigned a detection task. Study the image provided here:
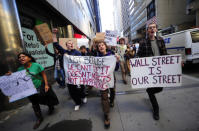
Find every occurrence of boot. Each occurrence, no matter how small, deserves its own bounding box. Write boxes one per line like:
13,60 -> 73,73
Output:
48,105 -> 54,115
148,94 -> 160,120
104,114 -> 110,129
32,105 -> 43,129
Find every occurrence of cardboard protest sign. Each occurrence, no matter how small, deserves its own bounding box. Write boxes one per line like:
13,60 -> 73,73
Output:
130,54 -> 182,88
34,23 -> 53,45
0,70 -> 37,102
105,30 -> 117,46
59,38 -> 78,49
64,55 -> 116,90
95,32 -> 105,42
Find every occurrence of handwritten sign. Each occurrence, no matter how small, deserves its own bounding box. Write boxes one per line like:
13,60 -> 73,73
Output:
130,54 -> 182,88
0,70 -> 37,102
105,30 -> 117,46
64,55 -> 116,90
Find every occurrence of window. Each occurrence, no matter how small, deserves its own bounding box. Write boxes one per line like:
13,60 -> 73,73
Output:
191,30 -> 199,43
147,0 -> 155,20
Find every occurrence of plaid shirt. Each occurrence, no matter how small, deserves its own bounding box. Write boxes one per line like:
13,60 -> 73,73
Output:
137,36 -> 167,57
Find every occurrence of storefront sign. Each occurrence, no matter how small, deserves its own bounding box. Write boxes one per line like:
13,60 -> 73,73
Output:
22,27 -> 54,68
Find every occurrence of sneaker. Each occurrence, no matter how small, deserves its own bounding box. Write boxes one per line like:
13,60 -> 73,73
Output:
82,97 -> 87,104
74,105 -> 80,111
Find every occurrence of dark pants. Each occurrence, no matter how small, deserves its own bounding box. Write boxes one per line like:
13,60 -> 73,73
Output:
67,84 -> 86,105
146,87 -> 163,114
110,72 -> 116,103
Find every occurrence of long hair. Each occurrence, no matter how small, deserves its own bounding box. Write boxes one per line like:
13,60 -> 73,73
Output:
95,41 -> 108,52
17,52 -> 36,63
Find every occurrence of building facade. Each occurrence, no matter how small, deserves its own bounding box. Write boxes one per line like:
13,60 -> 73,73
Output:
129,0 -> 195,41
113,0 -> 123,36
186,0 -> 199,27
93,0 -> 102,32
129,0 -> 147,41
121,0 -> 131,39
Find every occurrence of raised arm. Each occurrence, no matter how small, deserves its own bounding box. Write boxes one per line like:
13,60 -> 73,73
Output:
45,45 -> 55,57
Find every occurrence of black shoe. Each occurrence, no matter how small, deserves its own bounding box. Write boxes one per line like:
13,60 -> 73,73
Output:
48,106 -> 54,115
123,80 -> 127,84
104,120 -> 110,129
153,112 -> 159,120
110,102 -> 114,108
104,119 -> 110,129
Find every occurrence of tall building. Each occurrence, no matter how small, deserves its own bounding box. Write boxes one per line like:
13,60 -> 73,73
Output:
129,0 -> 147,41
130,0 -> 195,41
113,0 -> 123,35
93,0 -> 102,32
121,0 -> 131,39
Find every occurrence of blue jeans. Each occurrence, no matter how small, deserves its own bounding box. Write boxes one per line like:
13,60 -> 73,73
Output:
54,68 -> 65,86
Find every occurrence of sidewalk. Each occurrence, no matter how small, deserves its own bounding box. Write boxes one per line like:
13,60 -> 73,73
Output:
0,71 -> 199,131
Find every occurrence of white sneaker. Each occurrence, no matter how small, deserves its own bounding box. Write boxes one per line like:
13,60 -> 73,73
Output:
74,105 -> 80,111
82,97 -> 87,104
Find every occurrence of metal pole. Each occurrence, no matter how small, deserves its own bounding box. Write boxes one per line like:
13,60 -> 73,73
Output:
0,0 -> 23,74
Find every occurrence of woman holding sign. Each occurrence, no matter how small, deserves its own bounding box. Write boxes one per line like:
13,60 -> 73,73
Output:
96,40 -> 118,129
17,52 -> 59,129
52,28 -> 87,111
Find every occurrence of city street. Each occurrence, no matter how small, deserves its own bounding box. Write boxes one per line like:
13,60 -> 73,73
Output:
0,67 -> 199,131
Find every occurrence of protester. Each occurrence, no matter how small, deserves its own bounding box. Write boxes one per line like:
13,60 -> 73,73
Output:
137,22 -> 167,120
124,44 -> 135,75
117,37 -> 127,84
96,40 -> 119,128
52,28 -> 87,111
45,46 -> 65,88
79,45 -> 88,56
14,52 -> 59,129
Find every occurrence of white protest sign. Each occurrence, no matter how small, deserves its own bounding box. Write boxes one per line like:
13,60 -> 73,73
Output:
77,39 -> 89,48
105,30 -> 117,46
64,55 -> 116,90
130,54 -> 182,88
0,70 -> 37,102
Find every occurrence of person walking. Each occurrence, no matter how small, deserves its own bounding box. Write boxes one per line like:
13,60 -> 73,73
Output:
96,40 -> 118,128
45,46 -> 65,88
137,22 -> 167,120
117,37 -> 127,84
14,52 -> 59,129
52,29 -> 87,111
